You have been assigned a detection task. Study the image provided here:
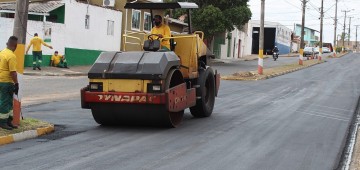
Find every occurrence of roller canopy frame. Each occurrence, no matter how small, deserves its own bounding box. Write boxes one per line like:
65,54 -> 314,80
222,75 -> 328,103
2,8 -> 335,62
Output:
124,2 -> 198,9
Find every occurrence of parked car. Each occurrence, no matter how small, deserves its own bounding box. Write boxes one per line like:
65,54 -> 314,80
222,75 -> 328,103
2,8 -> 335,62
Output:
322,47 -> 331,53
304,47 -> 317,56
314,47 -> 320,54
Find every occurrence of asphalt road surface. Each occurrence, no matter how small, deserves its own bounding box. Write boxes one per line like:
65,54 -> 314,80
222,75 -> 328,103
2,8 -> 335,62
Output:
21,76 -> 87,106
0,53 -> 359,170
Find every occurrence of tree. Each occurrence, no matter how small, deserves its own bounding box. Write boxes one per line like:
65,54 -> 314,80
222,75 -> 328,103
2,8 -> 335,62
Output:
174,0 -> 252,50
192,5 -> 226,40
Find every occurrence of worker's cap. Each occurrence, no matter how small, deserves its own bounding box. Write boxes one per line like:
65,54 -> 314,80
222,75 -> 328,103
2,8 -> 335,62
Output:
153,15 -> 162,21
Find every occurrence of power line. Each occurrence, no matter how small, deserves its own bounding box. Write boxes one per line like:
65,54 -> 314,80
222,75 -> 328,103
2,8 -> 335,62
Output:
324,3 -> 336,13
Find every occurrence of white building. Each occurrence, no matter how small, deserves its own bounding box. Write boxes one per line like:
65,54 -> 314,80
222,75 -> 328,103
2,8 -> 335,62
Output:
214,20 -> 292,59
0,0 -> 122,66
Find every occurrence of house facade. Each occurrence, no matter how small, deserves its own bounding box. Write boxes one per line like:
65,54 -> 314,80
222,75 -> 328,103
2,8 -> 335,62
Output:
294,24 -> 319,47
0,0 -> 187,66
0,0 -> 122,66
83,0 -> 187,51
214,20 -> 292,59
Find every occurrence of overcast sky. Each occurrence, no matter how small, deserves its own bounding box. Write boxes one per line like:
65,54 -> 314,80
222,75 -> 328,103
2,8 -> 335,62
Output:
248,0 -> 360,43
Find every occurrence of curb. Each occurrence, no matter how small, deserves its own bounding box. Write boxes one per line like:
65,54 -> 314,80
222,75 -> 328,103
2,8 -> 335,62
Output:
244,56 -> 269,61
222,60 -> 325,81
0,125 -> 54,145
211,56 -> 270,63
280,54 -> 299,58
328,52 -> 349,58
255,61 -> 325,80
24,73 -> 87,76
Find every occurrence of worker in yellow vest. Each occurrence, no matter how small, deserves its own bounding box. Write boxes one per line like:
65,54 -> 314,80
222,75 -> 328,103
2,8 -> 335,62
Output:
151,15 -> 171,50
26,33 -> 53,70
51,51 -> 69,68
0,36 -> 20,130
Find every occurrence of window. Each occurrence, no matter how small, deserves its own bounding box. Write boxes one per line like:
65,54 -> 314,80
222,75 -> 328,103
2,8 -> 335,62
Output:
132,10 -> 141,30
85,15 -> 90,29
107,20 -> 114,35
144,12 -> 152,32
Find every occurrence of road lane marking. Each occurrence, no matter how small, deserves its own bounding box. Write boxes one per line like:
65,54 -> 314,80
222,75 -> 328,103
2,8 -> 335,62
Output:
309,103 -> 354,112
302,109 -> 350,119
295,110 -> 349,122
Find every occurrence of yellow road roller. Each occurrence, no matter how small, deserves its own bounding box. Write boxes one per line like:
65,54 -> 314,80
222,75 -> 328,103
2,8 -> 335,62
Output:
81,2 -> 220,127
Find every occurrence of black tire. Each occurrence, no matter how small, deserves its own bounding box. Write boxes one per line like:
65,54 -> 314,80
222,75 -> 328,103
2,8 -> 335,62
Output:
190,67 -> 216,117
90,69 -> 184,128
91,105 -> 116,126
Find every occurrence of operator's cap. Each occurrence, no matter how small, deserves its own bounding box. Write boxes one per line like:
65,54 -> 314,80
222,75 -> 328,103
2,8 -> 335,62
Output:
153,15 -> 162,21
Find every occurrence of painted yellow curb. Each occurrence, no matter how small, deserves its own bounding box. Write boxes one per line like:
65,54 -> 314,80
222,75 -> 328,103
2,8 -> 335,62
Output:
37,125 -> 55,136
0,125 -> 54,146
0,135 -> 14,145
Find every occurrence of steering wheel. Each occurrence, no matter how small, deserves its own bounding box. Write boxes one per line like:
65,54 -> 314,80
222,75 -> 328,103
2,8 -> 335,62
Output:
148,34 -> 161,41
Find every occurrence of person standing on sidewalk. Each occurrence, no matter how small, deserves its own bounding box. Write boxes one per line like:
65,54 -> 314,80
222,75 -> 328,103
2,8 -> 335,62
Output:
0,36 -> 20,130
26,33 -> 53,70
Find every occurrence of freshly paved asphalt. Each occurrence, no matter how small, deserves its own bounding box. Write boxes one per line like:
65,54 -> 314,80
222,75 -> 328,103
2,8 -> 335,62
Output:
0,53 -> 359,170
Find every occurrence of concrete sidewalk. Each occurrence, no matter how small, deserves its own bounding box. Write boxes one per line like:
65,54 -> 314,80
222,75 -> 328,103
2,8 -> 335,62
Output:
212,53 -> 299,64
24,66 -> 91,76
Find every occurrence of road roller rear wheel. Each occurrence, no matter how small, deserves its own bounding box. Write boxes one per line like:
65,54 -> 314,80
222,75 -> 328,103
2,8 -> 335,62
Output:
190,67 -> 216,117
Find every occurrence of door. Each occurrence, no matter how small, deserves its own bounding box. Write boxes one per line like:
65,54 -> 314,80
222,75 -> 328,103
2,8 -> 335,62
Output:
227,37 -> 231,58
238,40 -> 241,58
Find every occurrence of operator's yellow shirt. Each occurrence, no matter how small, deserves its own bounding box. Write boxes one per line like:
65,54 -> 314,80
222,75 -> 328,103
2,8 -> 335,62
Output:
151,24 -> 171,49
51,55 -> 63,65
26,36 -> 50,52
0,48 -> 17,83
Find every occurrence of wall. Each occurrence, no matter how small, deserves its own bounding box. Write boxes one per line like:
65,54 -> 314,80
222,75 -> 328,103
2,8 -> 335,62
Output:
64,0 -> 122,51
0,0 -> 122,67
214,27 -> 248,59
244,20 -> 292,55
65,47 -> 102,66
275,24 -> 291,54
23,48 -> 102,67
0,17 -> 64,55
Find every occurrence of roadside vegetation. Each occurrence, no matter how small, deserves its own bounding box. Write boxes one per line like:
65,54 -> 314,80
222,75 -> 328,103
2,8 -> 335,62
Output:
0,118 -> 52,136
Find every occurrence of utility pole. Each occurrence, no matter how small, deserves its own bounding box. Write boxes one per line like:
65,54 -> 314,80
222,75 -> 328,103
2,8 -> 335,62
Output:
12,0 -> 29,126
355,25 -> 360,52
333,0 -> 338,50
342,10 -> 351,52
348,17 -> 353,48
258,0 -> 265,74
319,0 -> 324,61
299,0 -> 307,65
